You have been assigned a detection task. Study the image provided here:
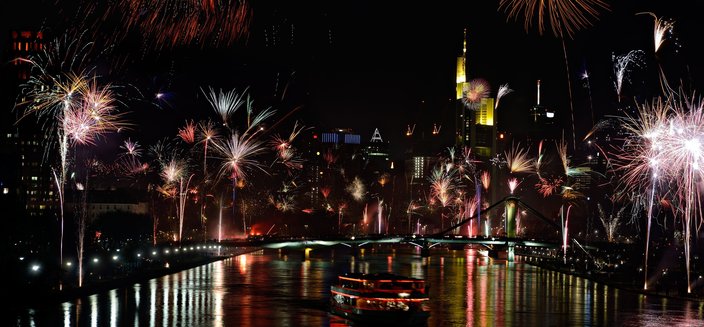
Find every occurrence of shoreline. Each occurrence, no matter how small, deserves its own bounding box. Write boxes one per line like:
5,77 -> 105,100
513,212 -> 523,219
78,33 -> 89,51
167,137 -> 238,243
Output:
10,247 -> 260,309
520,256 -> 704,303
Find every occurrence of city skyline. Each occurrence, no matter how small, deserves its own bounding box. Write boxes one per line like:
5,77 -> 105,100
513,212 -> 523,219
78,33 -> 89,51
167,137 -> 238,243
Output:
3,0 -> 703,161
3,1 -> 704,319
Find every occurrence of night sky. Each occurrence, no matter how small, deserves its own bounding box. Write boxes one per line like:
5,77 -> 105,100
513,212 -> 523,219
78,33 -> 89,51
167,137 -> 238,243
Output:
3,0 -> 704,159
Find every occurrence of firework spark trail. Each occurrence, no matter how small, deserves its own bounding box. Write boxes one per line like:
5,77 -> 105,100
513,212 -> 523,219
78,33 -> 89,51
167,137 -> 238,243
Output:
508,177 -> 521,194
472,182 -> 481,237
535,177 -> 563,198
270,122 -> 306,171
218,195 -> 224,244
499,0 -> 609,149
609,94 -> 704,293
202,87 -> 248,128
377,199 -> 384,234
321,187 -> 332,201
612,50 -> 646,101
196,120 -> 219,241
160,156 -> 193,242
198,120 -> 219,179
362,203 -> 370,234
498,0 -> 610,39
535,140 -> 545,178
19,35 -> 127,284
213,130 -> 270,236
178,120 -> 196,144
429,167 -> 456,208
505,143 -> 534,174
121,138 -> 142,157
556,137 -> 570,176
561,204 -> 573,264
269,194 -> 296,213
637,12 -> 675,54
480,171 -> 491,191
91,0 -> 251,50
495,83 -> 513,110
323,149 -> 338,167
337,202 -> 347,233
117,138 -> 148,177
597,203 -> 624,242
212,132 -> 268,182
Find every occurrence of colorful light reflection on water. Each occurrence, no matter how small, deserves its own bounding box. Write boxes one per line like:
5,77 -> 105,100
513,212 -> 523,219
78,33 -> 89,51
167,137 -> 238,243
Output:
10,247 -> 704,326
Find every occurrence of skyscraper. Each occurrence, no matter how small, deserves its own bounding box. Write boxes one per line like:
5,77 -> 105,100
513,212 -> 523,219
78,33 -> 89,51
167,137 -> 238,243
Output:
528,80 -> 558,142
1,29 -> 56,218
454,29 -> 497,160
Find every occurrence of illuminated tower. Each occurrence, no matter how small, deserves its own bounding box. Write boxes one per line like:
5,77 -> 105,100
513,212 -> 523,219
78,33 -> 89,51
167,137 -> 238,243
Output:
455,29 -> 469,145
1,30 -> 55,218
454,29 -> 497,159
455,29 -> 468,100
453,29 -> 498,204
529,80 -> 557,141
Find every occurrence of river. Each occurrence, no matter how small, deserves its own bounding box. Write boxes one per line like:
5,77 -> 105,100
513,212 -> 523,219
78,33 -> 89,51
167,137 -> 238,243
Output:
10,246 -> 704,326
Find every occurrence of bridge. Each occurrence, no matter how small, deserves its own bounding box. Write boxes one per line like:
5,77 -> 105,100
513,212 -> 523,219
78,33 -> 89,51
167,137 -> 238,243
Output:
222,197 -> 582,262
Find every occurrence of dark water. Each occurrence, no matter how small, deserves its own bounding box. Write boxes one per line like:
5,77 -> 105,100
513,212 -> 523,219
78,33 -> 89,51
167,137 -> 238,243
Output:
11,246 -> 704,326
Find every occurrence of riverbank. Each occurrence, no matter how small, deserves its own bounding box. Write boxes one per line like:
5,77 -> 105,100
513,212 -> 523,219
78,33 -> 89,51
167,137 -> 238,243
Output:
521,255 -> 704,303
9,246 -> 260,308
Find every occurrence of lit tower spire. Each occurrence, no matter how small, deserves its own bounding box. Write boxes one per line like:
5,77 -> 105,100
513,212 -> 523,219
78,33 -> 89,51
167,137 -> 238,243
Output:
456,28 -> 468,99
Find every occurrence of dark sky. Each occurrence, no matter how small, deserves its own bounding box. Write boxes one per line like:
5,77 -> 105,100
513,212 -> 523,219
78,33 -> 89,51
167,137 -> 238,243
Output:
3,0 -> 704,159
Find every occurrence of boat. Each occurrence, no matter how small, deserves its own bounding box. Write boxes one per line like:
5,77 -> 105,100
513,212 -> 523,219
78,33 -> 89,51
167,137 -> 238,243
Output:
330,272 -> 430,325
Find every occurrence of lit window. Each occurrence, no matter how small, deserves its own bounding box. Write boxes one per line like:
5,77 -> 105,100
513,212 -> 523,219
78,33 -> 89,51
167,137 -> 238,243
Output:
2,188 -> 8,194
31,176 -> 38,181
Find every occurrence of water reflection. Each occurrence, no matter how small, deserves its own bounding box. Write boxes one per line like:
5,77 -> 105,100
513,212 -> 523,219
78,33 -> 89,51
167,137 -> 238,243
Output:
10,246 -> 704,326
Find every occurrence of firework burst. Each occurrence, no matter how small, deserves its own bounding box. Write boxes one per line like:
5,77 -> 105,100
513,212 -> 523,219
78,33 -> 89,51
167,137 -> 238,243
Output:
612,50 -> 646,101
18,35 -> 127,282
608,94 -> 704,292
597,203 -> 624,243
637,12 -> 675,53
429,167 -> 456,207
505,143 -> 534,174
508,177 -> 521,194
178,120 -> 196,144
535,177 -> 563,198
346,177 -> 366,202
121,138 -> 142,157
270,122 -> 306,171
463,78 -> 491,109
159,155 -> 193,243
495,83 -> 513,110
202,86 -> 248,128
498,0 -> 610,39
212,132 -> 267,182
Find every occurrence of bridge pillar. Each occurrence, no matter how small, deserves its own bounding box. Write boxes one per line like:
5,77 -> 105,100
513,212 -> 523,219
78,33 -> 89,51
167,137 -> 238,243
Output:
421,247 -> 431,257
505,197 -> 518,262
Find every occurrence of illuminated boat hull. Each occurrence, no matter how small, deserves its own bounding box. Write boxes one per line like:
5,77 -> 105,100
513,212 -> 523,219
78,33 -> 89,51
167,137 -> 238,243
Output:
330,282 -> 430,326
